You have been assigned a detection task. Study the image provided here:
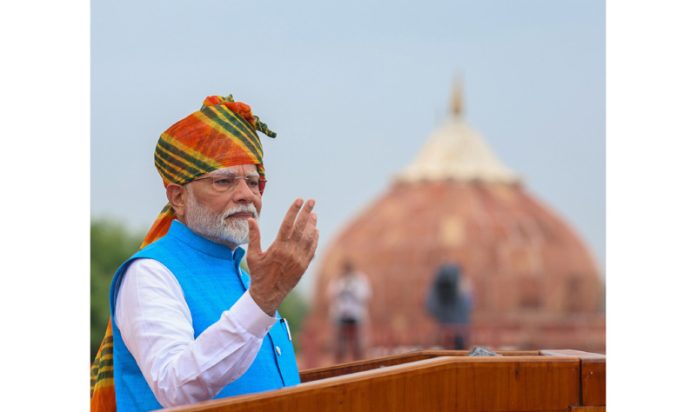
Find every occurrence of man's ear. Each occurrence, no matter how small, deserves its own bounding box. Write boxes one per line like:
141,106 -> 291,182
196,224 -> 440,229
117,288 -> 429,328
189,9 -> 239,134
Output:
166,184 -> 186,220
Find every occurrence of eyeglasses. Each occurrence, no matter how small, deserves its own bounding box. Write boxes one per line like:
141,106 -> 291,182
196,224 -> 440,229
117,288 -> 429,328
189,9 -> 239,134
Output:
192,173 -> 266,195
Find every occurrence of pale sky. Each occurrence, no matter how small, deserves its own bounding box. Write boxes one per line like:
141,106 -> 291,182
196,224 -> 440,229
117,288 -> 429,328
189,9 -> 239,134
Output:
91,0 -> 605,296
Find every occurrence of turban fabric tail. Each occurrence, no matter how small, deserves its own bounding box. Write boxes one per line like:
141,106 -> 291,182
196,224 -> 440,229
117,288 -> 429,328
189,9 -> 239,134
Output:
90,95 -> 276,411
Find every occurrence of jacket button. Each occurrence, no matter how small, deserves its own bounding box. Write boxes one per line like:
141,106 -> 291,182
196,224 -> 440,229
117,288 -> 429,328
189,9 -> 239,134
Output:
275,346 -> 282,356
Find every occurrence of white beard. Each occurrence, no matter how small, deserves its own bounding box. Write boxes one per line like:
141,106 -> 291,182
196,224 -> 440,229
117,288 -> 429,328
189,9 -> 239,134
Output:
184,193 -> 258,246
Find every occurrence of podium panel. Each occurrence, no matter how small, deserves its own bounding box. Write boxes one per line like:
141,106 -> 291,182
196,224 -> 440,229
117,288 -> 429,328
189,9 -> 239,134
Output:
161,350 -> 605,412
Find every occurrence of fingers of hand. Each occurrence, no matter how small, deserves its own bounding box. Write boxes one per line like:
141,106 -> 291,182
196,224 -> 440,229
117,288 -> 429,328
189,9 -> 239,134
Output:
306,225 -> 319,257
278,198 -> 304,240
294,214 -> 318,267
291,199 -> 316,242
247,218 -> 262,255
264,199 -> 317,276
282,211 -> 318,271
301,212 -> 318,248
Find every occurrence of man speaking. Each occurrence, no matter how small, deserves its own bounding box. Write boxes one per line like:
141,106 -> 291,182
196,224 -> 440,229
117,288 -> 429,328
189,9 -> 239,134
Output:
91,95 -> 319,411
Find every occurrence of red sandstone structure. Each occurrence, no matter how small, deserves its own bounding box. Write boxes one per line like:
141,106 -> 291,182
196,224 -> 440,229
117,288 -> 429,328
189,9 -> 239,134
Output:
300,83 -> 605,368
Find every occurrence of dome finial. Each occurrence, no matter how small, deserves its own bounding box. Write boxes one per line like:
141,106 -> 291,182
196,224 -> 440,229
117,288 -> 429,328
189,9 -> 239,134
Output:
451,74 -> 464,118
396,75 -> 519,184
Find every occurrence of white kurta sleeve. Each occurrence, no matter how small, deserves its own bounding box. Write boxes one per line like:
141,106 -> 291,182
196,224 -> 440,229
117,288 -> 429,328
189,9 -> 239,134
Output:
114,258 -> 277,408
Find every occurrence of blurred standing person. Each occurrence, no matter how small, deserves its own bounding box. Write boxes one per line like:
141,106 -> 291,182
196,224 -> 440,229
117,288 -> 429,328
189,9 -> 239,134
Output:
328,261 -> 372,363
426,263 -> 473,350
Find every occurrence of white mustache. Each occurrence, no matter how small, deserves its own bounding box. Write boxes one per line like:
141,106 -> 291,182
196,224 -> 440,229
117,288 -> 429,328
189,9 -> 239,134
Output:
223,204 -> 258,219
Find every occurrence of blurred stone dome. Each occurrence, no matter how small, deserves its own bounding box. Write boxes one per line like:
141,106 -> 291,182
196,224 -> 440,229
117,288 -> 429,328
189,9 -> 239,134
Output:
300,82 -> 604,367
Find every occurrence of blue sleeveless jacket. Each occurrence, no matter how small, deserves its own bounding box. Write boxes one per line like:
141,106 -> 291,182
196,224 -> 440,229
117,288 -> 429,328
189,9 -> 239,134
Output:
109,221 -> 300,411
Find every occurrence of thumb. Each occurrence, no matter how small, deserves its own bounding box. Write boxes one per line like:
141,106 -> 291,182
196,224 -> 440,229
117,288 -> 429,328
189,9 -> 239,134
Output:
247,218 -> 262,256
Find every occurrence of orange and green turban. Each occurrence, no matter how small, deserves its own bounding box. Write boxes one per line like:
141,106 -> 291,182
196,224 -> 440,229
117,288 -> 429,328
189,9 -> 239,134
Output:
90,94 -> 276,412
142,94 -> 276,248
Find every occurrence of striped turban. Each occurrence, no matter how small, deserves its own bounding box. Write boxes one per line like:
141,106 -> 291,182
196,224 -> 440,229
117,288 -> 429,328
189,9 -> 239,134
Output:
141,94 -> 277,248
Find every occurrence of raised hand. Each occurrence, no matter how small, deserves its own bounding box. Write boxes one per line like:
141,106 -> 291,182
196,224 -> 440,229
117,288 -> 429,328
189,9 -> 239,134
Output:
246,198 -> 319,316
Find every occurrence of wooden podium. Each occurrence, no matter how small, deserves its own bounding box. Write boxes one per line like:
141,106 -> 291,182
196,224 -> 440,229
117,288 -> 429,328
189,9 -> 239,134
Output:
161,349 -> 605,412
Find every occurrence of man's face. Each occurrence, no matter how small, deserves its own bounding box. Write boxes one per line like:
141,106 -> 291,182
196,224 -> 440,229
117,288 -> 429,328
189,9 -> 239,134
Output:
181,164 -> 263,246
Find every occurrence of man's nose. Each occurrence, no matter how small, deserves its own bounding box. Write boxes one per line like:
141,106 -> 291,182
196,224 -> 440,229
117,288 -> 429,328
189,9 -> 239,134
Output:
231,178 -> 257,202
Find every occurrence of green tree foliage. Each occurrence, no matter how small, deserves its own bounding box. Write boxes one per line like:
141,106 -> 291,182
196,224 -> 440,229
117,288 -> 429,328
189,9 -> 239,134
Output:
91,219 -> 143,359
